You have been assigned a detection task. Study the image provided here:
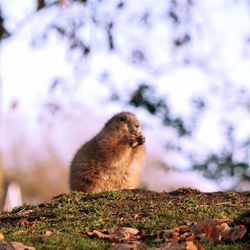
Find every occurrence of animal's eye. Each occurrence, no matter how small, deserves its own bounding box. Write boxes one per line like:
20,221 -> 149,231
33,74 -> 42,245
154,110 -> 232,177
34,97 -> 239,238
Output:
119,116 -> 126,122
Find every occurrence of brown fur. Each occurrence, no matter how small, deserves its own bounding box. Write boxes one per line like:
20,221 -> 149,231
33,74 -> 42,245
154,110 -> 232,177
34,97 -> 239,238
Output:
69,112 -> 145,192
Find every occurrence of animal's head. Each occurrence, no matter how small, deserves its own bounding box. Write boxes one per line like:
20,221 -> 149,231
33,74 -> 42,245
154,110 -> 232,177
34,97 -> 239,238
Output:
104,112 -> 142,135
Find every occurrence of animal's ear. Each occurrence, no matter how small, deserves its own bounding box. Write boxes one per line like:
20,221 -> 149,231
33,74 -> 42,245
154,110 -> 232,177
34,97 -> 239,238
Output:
119,115 -> 127,122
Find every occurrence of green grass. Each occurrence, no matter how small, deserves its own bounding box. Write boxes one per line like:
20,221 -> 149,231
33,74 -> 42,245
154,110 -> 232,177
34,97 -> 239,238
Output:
0,188 -> 249,249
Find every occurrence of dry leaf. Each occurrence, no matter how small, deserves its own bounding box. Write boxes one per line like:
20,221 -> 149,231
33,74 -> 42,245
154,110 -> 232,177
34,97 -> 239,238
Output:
193,218 -> 230,243
217,222 -> 230,233
16,219 -> 33,227
109,242 -> 138,250
223,225 -> 247,242
0,241 -> 36,250
185,241 -> 198,250
152,240 -> 197,250
194,219 -> 215,237
86,229 -> 111,239
85,217 -> 247,249
109,227 -> 140,243
99,218 -> 112,222
0,234 -> 4,241
161,230 -> 172,241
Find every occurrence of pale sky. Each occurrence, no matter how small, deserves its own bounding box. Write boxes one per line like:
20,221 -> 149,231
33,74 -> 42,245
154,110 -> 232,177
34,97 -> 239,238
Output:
1,0 -> 250,191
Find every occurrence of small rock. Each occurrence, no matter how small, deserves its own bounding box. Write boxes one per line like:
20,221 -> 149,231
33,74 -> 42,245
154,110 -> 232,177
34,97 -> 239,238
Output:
0,234 -> 4,241
45,231 -> 52,236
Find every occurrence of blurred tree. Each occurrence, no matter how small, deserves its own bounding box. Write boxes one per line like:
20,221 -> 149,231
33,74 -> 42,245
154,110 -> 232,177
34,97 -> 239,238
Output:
1,0 -> 250,190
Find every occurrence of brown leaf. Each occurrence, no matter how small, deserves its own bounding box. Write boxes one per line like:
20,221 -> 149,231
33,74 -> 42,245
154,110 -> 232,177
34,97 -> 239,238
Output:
185,241 -> 205,250
85,217 -> 247,249
16,219 -> 33,227
0,241 -> 36,250
223,225 -> 247,242
170,228 -> 180,241
153,239 -> 204,250
109,227 -> 140,243
185,241 -> 198,250
114,227 -> 139,236
109,242 -> 138,250
178,225 -> 192,233
86,229 -> 111,239
194,219 -> 215,236
0,233 -> 4,241
180,232 -> 195,242
193,218 -> 230,243
217,222 -> 230,233
99,218 -> 112,222
161,230 -> 172,241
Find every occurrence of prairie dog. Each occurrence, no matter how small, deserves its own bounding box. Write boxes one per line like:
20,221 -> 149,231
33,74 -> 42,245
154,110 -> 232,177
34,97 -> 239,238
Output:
69,112 -> 145,192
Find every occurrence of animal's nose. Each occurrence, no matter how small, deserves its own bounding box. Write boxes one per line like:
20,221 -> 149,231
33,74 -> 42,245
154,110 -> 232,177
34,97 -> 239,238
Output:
130,123 -> 141,133
136,125 -> 141,133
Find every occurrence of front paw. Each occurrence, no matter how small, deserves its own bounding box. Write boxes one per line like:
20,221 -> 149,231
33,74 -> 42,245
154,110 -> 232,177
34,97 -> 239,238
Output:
130,134 -> 145,147
137,134 -> 145,145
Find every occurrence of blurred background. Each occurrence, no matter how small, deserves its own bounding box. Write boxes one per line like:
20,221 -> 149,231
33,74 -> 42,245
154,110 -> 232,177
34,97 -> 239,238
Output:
1,0 -> 250,210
